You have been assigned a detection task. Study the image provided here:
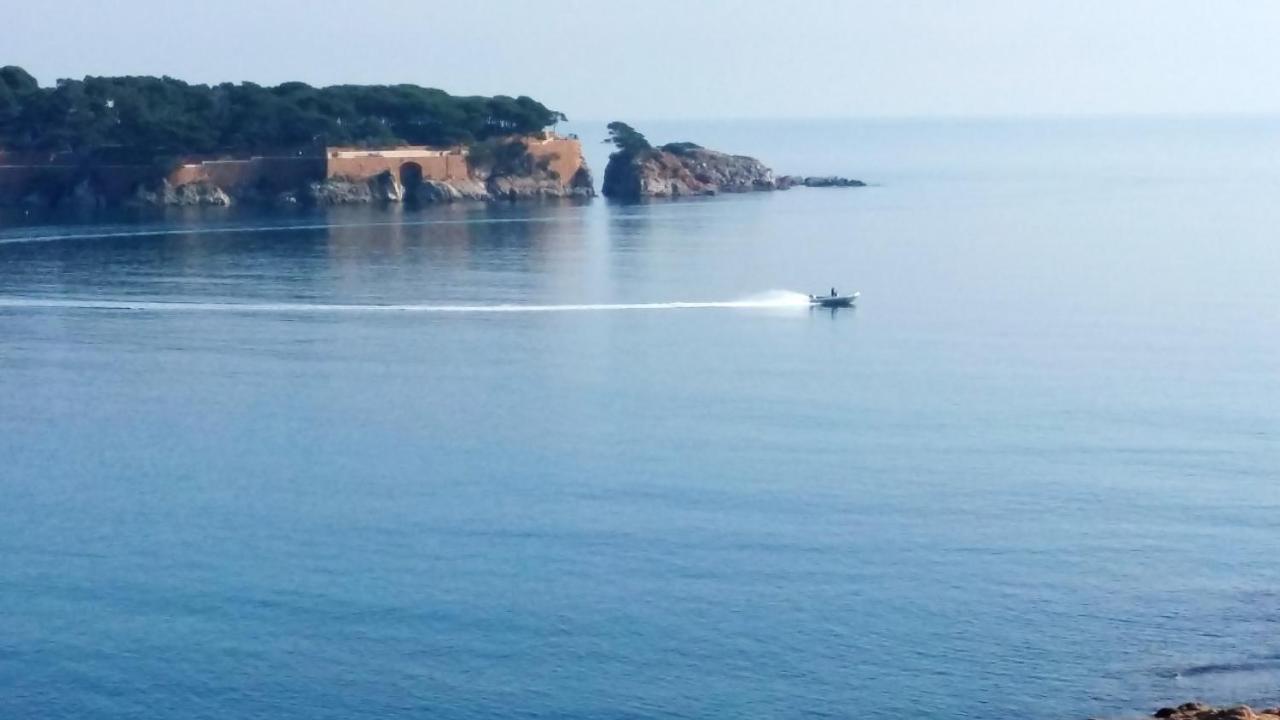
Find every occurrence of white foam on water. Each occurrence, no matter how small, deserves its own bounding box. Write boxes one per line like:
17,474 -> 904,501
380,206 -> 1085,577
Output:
0,291 -> 814,314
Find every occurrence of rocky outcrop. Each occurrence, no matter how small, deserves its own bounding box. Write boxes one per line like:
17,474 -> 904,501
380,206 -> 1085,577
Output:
777,175 -> 866,189
486,169 -> 595,201
416,178 -> 490,203
602,146 -> 774,200
602,143 -> 863,200
132,180 -> 232,207
307,171 -> 405,205
1152,704 -> 1280,720
307,178 -> 375,205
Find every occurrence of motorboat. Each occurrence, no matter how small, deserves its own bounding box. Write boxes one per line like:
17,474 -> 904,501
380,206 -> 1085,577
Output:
809,291 -> 859,308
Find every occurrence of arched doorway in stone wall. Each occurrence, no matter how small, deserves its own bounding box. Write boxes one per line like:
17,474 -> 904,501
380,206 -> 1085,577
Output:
399,162 -> 424,198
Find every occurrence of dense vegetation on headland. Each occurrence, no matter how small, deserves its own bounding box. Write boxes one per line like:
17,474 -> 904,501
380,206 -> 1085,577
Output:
0,66 -> 565,155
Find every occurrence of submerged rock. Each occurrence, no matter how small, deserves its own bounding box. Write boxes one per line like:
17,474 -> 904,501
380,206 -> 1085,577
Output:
1153,704 -> 1280,720
777,175 -> 866,189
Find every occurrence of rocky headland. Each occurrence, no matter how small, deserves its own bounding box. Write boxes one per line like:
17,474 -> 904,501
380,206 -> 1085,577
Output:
3,138 -> 595,210
599,122 -> 863,201
0,68 -> 596,210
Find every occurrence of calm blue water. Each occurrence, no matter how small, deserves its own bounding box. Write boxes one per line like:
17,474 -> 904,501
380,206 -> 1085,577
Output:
2,118 -> 1279,719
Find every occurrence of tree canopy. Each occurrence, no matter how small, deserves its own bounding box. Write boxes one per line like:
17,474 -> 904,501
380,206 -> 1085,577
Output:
0,66 -> 566,156
605,121 -> 652,157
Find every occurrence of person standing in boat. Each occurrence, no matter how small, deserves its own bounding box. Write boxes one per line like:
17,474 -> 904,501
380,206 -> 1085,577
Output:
831,287 -> 837,297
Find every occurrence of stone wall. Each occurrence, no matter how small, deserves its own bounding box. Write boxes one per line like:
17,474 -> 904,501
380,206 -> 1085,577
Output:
325,147 -> 470,182
168,154 -> 325,193
324,135 -> 586,185
524,136 -> 585,183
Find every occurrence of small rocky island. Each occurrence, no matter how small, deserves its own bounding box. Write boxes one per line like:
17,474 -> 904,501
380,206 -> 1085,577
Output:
600,121 -> 864,200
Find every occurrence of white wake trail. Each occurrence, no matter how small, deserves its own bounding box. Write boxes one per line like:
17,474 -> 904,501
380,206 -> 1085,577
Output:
0,291 -> 812,314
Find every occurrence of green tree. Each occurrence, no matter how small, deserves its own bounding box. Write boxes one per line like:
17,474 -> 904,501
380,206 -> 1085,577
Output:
0,66 -> 38,95
605,121 -> 651,156
0,66 -> 564,156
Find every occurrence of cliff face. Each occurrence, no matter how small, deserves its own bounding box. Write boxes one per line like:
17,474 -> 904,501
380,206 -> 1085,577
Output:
602,147 -> 775,200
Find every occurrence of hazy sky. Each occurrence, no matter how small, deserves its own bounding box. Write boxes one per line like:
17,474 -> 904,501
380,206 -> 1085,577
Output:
5,1 -> 1279,120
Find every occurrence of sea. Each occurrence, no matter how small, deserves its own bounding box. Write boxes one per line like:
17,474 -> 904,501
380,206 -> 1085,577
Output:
1,117 -> 1278,720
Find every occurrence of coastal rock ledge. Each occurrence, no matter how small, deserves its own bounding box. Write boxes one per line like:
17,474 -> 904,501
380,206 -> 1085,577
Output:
599,122 -> 863,201
777,175 -> 867,189
1148,703 -> 1280,720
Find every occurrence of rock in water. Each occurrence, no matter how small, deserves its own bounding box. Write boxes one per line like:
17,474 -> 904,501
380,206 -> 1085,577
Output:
602,146 -> 775,200
602,139 -> 864,201
777,175 -> 867,188
1153,703 -> 1280,720
306,178 -> 375,205
370,170 -> 403,202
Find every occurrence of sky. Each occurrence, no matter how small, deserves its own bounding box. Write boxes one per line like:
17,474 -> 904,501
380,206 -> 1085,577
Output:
4,0 -> 1280,120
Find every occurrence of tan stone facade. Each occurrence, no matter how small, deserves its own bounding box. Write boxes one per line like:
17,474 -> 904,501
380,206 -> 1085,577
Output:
168,154 -> 325,192
524,135 -> 587,183
325,146 -> 470,182
324,134 -> 585,184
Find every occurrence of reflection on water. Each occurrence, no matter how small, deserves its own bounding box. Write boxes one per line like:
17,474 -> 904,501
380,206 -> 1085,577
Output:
0,202 -> 603,306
